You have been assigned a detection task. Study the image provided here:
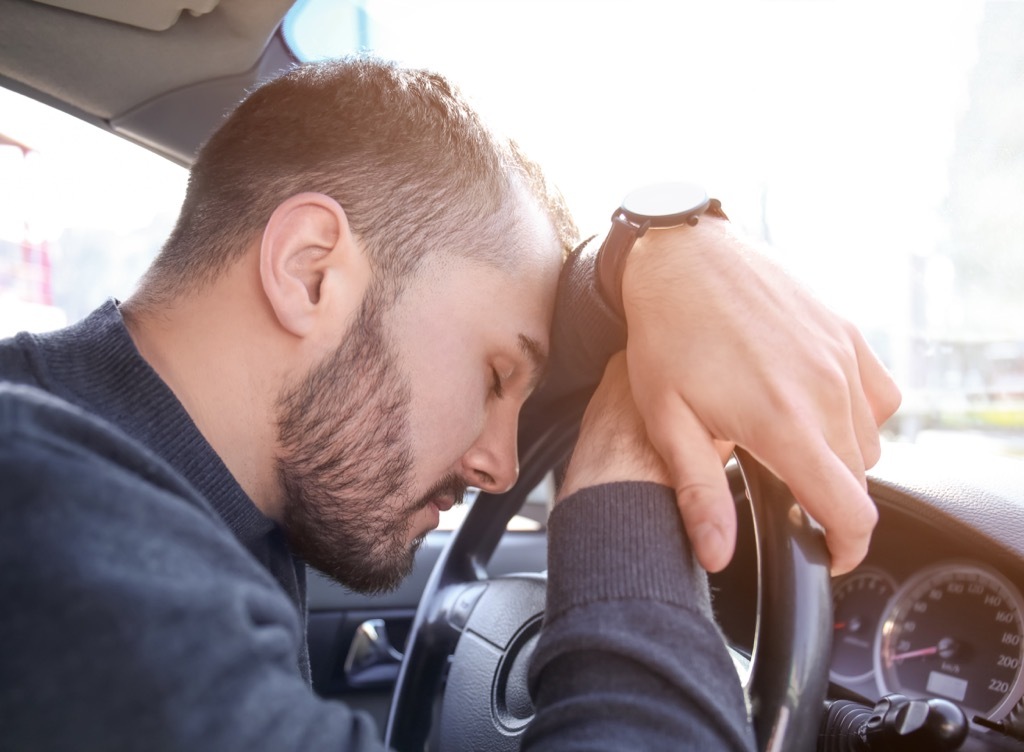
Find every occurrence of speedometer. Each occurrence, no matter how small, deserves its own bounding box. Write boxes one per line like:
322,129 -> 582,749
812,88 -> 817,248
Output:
876,562 -> 1024,722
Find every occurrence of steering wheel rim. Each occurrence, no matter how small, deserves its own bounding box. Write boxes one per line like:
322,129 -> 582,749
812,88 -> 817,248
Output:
736,447 -> 833,750
384,412 -> 832,752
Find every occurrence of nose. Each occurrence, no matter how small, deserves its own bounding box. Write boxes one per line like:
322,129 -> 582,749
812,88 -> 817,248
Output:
458,407 -> 520,494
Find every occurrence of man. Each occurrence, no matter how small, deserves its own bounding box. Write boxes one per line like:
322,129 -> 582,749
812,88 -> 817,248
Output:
0,57 -> 898,749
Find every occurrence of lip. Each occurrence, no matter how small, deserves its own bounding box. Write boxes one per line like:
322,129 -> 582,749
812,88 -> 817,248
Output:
419,502 -> 440,536
431,496 -> 455,513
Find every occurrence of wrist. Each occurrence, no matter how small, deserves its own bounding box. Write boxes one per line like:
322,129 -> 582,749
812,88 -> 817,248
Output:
557,451 -> 672,503
621,214 -> 734,318
626,211 -> 730,273
595,183 -> 727,318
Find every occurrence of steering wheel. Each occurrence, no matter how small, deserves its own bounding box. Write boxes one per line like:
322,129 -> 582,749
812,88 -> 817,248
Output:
384,405 -> 833,752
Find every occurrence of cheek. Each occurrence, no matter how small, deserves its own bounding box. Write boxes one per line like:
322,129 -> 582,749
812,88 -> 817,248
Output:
390,297 -> 489,486
406,369 -> 486,483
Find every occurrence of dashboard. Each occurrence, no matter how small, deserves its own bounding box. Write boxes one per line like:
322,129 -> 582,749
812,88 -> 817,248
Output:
710,442 -> 1024,746
834,515 -> 1024,726
311,440 -> 1024,748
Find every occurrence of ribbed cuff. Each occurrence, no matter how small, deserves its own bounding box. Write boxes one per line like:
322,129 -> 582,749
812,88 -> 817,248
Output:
545,482 -> 712,623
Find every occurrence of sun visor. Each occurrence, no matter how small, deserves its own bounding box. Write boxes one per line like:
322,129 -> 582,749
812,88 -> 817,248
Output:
32,0 -> 220,31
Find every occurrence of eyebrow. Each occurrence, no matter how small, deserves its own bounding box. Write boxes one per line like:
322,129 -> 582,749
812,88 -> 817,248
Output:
518,333 -> 549,392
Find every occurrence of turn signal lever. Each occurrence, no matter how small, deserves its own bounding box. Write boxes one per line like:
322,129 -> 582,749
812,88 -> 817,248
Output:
820,693 -> 968,751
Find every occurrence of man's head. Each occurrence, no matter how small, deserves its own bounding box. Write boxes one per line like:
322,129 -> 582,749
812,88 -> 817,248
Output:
127,57 -> 573,594
140,56 -> 577,302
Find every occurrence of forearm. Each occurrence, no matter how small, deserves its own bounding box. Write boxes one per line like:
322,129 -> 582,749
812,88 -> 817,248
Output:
524,483 -> 755,751
523,236 -> 625,416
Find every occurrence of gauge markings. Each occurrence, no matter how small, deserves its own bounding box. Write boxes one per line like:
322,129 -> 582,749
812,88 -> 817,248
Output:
831,568 -> 897,684
876,563 -> 1024,721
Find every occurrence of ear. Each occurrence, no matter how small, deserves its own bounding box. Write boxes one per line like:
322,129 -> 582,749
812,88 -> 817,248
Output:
259,192 -> 370,339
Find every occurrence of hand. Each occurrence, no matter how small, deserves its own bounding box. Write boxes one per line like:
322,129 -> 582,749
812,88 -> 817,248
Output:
558,352 -> 670,502
621,217 -> 901,575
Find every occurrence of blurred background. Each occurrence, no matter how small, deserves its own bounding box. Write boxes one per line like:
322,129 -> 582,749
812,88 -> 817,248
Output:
2,0 -> 1021,459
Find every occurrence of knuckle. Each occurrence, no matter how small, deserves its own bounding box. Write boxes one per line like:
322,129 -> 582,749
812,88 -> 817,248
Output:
862,433 -> 882,468
814,357 -> 851,394
847,495 -> 879,535
879,379 -> 903,419
674,481 -> 721,516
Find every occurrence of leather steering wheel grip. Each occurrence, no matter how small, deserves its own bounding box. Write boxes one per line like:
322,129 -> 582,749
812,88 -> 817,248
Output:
735,447 -> 833,751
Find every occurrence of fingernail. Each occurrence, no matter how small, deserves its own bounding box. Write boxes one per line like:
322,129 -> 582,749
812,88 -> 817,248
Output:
693,522 -> 726,572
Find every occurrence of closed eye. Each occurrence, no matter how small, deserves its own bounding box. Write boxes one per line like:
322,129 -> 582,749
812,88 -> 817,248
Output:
491,367 -> 505,399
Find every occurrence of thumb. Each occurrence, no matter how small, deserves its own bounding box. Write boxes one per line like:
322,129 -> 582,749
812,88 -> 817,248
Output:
639,392 -> 738,573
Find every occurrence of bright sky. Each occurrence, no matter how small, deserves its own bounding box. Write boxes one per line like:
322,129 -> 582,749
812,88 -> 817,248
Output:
290,0 -> 985,333
3,0 -> 1018,457
0,88 -> 187,242
0,0 -> 986,339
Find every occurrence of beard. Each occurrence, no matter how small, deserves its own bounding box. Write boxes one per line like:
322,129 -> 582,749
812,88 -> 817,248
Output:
275,287 -> 464,594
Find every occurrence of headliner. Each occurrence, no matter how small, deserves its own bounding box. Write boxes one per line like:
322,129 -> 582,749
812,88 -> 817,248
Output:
0,0 -> 300,164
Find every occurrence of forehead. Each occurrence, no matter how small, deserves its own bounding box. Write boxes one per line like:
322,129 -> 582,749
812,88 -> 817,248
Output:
434,192 -> 561,318
412,244 -> 559,338
471,208 -> 562,332
378,234 -> 559,380
378,187 -> 563,369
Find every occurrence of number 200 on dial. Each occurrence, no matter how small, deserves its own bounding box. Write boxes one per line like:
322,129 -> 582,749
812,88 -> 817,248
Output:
876,562 -> 1024,722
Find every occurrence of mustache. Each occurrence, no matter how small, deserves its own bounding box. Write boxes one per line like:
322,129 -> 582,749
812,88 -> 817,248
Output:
414,473 -> 468,510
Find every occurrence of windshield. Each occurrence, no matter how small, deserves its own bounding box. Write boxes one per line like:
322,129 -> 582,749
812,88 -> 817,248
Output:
286,0 -> 1024,462
1,0 -> 1020,464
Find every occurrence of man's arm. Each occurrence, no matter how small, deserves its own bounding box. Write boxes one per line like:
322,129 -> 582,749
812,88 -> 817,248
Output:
529,211 -> 900,576
619,216 -> 901,574
524,354 -> 756,751
522,235 -> 625,407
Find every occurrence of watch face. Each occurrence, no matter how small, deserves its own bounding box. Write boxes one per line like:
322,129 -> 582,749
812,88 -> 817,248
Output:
621,182 -> 709,226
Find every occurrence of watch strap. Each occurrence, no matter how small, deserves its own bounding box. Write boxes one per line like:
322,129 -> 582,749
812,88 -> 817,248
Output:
595,197 -> 726,318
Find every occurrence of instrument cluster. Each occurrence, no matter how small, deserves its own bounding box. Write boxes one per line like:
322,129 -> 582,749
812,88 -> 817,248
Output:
831,559 -> 1024,726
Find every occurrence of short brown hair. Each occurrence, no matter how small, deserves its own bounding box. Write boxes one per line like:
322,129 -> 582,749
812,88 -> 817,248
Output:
140,56 -> 577,301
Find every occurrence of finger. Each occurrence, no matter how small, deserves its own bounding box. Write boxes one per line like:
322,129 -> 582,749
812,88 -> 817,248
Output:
787,354 -> 871,491
850,401 -> 881,476
714,438 -> 736,464
849,325 -> 902,427
823,395 -> 870,494
839,355 -> 883,473
769,435 -> 878,575
639,392 -> 737,573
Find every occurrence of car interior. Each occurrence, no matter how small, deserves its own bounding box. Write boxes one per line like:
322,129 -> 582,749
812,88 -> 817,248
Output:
2,0 -> 1023,750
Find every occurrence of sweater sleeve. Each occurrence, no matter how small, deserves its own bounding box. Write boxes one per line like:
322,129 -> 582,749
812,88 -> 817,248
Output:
0,385 -> 385,752
524,482 -> 756,751
522,235 -> 627,420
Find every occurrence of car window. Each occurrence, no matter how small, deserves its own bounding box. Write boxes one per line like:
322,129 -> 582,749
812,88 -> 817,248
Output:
0,88 -> 187,339
3,1 -> 1020,490
285,0 -> 1024,467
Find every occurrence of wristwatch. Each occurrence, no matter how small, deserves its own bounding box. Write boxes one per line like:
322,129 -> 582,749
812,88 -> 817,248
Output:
595,182 -> 727,318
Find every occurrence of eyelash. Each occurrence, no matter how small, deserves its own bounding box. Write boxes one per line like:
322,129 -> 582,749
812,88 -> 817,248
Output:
491,367 -> 505,399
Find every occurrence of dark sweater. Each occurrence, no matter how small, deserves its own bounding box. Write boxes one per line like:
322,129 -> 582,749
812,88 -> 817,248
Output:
0,243 -> 755,751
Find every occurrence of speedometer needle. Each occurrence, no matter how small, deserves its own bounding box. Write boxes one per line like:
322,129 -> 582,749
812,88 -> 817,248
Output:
888,637 -> 959,664
889,645 -> 939,662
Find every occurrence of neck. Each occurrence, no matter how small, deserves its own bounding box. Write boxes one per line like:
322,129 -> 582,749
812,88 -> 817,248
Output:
121,274 -> 289,520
